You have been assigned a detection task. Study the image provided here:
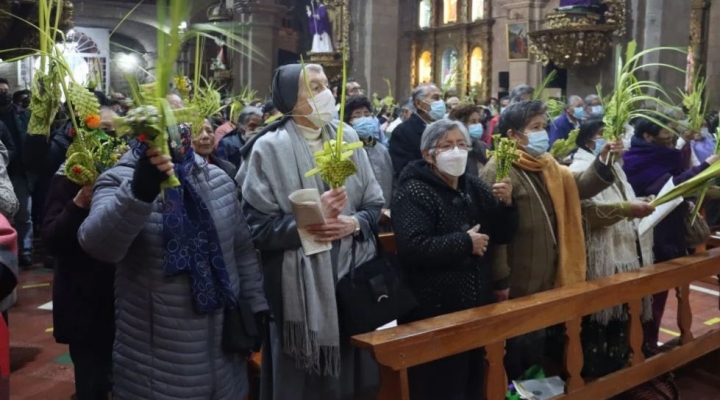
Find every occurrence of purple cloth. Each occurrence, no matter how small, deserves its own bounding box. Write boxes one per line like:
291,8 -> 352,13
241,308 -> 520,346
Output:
692,138 -> 716,164
622,136 -> 684,195
623,135 -> 709,265
308,4 -> 330,36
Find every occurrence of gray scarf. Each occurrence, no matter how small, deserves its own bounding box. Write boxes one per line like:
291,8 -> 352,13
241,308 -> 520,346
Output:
241,120 -> 380,376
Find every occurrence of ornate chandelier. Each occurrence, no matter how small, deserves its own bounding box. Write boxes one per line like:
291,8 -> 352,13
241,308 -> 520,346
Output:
528,0 -> 626,69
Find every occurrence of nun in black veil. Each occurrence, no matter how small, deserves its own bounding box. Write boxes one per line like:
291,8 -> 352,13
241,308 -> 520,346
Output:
237,64 -> 383,400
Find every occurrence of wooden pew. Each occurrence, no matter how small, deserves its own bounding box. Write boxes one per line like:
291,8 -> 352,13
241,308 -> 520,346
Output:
352,245 -> 720,400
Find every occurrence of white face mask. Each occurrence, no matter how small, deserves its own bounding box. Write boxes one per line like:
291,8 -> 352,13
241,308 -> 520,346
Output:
435,147 -> 468,177
700,127 -> 710,138
305,89 -> 336,128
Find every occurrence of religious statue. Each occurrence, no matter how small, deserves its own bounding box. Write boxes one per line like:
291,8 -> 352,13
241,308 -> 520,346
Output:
306,0 -> 333,53
325,0 -> 343,50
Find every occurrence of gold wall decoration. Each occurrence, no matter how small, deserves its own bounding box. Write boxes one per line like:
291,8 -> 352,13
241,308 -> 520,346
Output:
529,0 -> 627,68
409,0 -> 493,99
529,25 -> 613,69
307,0 -> 349,83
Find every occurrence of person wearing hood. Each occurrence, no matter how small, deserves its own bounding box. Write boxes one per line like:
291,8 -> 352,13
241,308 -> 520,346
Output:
237,64 -> 384,400
217,106 -> 263,170
77,104 -> 269,399
568,118 -> 655,377
479,100 -> 620,379
623,115 -> 719,350
392,119 -> 517,399
389,83 -> 444,176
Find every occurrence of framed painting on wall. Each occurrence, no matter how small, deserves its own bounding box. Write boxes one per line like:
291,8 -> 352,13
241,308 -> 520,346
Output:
507,21 -> 529,61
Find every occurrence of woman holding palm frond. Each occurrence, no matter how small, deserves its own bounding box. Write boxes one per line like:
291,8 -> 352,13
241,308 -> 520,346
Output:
623,115 -> 720,350
238,64 -> 384,400
569,118 -> 655,378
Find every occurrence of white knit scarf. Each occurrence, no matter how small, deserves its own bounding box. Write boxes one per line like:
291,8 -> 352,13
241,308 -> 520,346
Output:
570,149 -> 654,324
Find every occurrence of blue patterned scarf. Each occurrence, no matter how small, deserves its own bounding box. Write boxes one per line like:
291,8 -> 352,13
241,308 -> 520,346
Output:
136,126 -> 235,313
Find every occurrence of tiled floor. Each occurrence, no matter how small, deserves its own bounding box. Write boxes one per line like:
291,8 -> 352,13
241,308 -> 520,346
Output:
7,265 -> 720,400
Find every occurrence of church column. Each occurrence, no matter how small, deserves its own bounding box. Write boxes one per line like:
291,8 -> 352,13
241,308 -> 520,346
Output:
350,0 -> 401,97
232,2 -> 283,98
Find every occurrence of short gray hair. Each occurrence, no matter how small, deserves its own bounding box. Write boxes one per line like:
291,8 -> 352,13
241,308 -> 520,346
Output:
239,106 -> 263,124
412,83 -> 438,104
584,94 -> 599,105
510,84 -> 534,103
420,119 -> 470,153
567,95 -> 583,107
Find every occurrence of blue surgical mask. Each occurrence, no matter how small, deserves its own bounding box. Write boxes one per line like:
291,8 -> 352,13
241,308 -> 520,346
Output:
573,107 -> 584,120
425,100 -> 446,121
593,138 -> 606,156
352,117 -> 375,139
591,105 -> 604,116
525,130 -> 549,157
468,123 -> 484,140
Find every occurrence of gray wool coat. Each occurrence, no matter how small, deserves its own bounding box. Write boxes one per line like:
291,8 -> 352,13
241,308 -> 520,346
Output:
78,151 -> 269,400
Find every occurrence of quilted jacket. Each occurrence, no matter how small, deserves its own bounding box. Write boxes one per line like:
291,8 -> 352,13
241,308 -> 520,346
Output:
78,150 -> 269,400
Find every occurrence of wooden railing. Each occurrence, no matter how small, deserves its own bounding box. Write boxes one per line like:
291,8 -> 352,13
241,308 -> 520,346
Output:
352,242 -> 720,400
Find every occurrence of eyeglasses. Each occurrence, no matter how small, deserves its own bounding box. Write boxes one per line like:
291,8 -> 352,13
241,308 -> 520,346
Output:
433,143 -> 470,153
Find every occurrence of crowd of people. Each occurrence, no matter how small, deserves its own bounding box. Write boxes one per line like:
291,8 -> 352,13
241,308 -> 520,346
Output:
0,60 -> 718,400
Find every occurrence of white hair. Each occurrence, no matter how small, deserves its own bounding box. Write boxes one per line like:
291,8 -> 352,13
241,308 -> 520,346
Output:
420,119 -> 470,153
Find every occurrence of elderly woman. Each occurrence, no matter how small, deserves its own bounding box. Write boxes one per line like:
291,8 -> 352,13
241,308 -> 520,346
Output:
568,118 -> 655,377
392,119 -> 517,400
192,118 -> 237,179
78,117 -> 268,398
237,64 -> 384,400
448,103 -> 488,175
480,100 -> 620,379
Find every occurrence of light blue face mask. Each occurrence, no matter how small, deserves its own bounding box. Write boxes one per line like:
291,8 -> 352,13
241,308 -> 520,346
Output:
426,100 -> 447,121
591,105 -> 604,116
526,130 -> 549,157
573,107 -> 585,120
468,123 -> 484,140
352,117 -> 376,139
593,138 -> 606,156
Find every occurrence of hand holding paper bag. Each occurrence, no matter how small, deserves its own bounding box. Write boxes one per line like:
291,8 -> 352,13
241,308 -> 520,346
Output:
289,189 -> 333,256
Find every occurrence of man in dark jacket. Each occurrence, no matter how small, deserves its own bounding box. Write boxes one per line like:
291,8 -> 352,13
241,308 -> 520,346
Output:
548,95 -> 584,146
0,78 -> 32,266
389,83 -> 443,176
217,106 -> 262,169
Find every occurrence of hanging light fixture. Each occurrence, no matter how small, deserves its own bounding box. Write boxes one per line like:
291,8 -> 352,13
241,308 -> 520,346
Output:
528,0 -> 626,69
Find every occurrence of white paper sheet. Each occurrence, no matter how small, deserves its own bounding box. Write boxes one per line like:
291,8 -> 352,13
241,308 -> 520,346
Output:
38,301 -> 53,311
289,189 -> 332,256
639,178 -> 683,236
376,320 -> 397,331
513,377 -> 565,400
